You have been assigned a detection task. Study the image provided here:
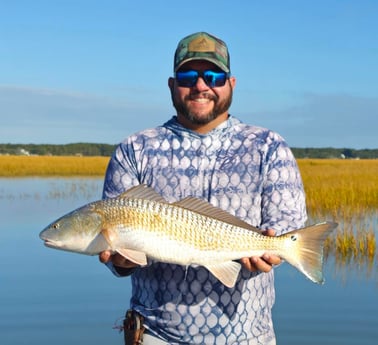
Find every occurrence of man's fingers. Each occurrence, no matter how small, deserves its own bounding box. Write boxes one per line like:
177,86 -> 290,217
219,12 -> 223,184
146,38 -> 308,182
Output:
262,253 -> 281,266
99,251 -> 140,269
251,256 -> 273,272
99,250 -> 112,263
263,229 -> 276,237
240,254 -> 281,273
240,257 -> 270,272
112,254 -> 132,268
240,257 -> 256,272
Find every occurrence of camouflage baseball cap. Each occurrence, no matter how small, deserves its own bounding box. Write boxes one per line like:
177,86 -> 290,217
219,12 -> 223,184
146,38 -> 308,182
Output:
174,32 -> 230,73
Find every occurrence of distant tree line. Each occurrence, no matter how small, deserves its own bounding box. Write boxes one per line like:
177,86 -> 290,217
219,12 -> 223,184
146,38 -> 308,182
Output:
0,143 -> 377,159
291,147 -> 378,159
0,143 -> 116,157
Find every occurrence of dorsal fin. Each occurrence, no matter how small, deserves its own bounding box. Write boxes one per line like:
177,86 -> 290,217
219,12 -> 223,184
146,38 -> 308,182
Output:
118,185 -> 167,203
119,185 -> 261,233
173,197 -> 261,232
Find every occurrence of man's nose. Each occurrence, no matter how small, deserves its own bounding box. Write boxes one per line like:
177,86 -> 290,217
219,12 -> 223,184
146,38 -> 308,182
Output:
193,76 -> 210,91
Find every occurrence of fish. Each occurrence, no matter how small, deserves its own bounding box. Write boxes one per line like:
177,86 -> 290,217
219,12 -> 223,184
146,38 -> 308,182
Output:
39,184 -> 337,288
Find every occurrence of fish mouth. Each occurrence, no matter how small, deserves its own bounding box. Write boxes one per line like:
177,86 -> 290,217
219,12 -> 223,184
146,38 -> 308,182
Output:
43,239 -> 62,249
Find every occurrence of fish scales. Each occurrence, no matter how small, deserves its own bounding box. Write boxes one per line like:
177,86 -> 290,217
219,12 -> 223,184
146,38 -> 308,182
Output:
100,196 -> 284,255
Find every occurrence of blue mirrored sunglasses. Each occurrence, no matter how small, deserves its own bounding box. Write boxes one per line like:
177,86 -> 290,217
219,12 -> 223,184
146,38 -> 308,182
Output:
175,69 -> 230,88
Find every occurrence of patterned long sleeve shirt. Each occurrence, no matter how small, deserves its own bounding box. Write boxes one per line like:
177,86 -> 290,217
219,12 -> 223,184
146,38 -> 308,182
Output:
102,115 -> 307,344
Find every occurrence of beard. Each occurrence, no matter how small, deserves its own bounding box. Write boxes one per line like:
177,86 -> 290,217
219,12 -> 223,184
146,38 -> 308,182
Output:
171,83 -> 233,126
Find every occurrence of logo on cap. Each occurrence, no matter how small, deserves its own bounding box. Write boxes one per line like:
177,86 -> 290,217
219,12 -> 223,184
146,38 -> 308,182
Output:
188,36 -> 216,52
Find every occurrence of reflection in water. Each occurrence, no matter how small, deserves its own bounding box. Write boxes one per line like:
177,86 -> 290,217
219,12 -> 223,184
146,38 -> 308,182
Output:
0,177 -> 102,201
311,212 -> 377,281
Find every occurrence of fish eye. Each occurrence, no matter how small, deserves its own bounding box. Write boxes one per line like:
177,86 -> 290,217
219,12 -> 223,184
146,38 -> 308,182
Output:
290,235 -> 297,241
52,223 -> 60,230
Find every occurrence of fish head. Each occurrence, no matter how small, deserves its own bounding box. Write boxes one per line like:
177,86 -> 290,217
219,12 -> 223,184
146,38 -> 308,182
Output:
39,203 -> 106,255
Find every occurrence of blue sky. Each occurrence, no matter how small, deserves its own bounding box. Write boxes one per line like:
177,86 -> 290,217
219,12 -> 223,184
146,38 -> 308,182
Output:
1,0 -> 377,149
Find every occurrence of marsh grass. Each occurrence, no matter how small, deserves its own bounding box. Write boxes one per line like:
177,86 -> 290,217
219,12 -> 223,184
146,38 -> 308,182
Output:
298,159 -> 377,217
0,156 -> 109,177
298,159 -> 378,273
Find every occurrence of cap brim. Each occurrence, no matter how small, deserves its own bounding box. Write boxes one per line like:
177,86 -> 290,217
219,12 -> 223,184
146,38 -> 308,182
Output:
175,57 -> 229,73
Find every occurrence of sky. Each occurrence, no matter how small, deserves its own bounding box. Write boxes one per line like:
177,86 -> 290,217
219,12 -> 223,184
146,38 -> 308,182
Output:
1,0 -> 377,149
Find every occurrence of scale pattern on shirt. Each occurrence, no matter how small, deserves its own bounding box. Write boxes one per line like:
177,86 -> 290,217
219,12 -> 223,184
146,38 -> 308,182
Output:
103,116 -> 307,344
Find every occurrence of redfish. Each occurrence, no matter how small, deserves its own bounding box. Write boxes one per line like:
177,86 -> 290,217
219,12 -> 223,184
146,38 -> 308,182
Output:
40,185 -> 337,287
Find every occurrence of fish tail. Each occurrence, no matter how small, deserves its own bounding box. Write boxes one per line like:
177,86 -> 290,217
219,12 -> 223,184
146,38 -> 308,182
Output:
280,221 -> 337,284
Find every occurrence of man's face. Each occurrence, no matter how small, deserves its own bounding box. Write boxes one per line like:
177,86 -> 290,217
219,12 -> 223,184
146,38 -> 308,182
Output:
169,60 -> 236,129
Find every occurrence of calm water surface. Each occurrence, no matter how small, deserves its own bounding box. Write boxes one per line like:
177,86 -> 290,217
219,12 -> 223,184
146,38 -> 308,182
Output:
0,178 -> 377,345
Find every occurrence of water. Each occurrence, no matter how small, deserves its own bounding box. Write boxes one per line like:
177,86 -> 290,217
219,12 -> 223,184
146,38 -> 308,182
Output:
0,178 -> 377,345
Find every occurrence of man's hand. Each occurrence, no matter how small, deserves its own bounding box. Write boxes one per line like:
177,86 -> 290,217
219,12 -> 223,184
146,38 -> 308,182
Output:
99,250 -> 140,269
240,229 -> 281,273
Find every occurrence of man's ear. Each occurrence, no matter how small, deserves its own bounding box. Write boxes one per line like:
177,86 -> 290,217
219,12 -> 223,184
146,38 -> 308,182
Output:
168,77 -> 175,91
228,76 -> 236,90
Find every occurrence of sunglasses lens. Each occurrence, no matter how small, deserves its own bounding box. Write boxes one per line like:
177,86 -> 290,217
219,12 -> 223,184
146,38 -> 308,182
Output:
176,70 -> 199,87
176,70 -> 229,88
203,71 -> 228,87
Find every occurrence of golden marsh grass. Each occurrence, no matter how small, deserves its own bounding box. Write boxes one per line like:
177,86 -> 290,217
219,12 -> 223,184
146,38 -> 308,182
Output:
0,156 -> 109,177
298,159 -> 377,273
298,159 -> 377,218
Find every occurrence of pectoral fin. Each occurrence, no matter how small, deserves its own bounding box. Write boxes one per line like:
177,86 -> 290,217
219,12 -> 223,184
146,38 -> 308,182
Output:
116,248 -> 148,266
101,228 -> 147,266
204,261 -> 241,288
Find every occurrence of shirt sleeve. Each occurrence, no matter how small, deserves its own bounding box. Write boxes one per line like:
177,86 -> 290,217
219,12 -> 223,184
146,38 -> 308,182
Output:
260,137 -> 307,235
102,140 -> 141,199
102,141 -> 141,276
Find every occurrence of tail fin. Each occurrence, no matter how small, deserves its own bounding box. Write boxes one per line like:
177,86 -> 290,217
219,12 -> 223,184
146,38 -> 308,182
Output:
281,222 -> 337,284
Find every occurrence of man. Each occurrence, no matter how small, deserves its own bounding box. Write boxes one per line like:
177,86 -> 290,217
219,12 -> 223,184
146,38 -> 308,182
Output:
100,32 -> 307,344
